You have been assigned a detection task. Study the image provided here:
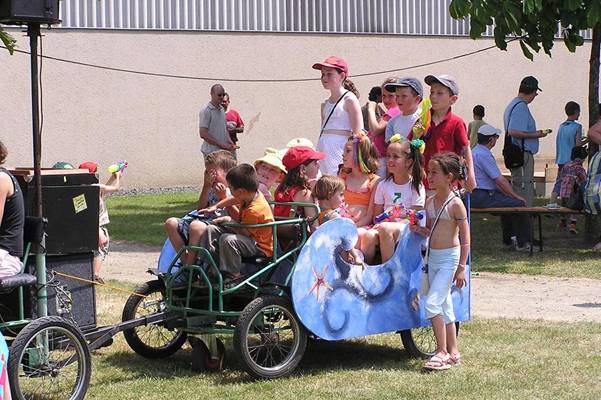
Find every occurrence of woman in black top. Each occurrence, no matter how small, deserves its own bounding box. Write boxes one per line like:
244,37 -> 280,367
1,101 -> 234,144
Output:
0,141 -> 25,278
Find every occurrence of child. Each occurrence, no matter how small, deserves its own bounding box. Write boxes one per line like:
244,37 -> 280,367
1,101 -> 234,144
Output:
273,146 -> 322,220
410,152 -> 470,371
369,136 -> 426,263
313,174 -> 363,264
164,150 -> 236,265
384,77 -> 424,142
552,101 -> 585,204
559,146 -> 588,233
422,75 -> 476,193
254,148 -> 286,202
78,161 -> 121,284
198,164 -> 274,284
467,105 -> 486,148
339,132 -> 380,227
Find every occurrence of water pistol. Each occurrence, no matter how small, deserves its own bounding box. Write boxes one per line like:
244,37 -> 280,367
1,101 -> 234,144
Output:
411,97 -> 432,139
107,160 -> 129,173
374,204 -> 424,225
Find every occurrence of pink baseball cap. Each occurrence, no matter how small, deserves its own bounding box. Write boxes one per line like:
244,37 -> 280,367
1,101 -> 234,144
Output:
312,56 -> 349,75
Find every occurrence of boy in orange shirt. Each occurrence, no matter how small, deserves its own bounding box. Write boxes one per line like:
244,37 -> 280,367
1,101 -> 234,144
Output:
199,164 -> 274,284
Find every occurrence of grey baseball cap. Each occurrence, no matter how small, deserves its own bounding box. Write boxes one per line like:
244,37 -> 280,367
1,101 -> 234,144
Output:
477,124 -> 501,136
424,74 -> 459,95
384,77 -> 423,97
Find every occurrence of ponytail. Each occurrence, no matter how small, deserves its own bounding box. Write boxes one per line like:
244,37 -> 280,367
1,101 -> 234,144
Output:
408,139 -> 426,193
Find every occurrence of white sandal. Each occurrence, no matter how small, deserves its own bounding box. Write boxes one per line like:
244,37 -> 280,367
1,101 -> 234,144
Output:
423,353 -> 451,371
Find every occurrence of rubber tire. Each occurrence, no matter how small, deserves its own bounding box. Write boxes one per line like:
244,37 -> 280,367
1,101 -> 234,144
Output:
400,322 -> 461,359
122,280 -> 187,359
8,316 -> 92,400
189,337 -> 226,372
233,296 -> 306,379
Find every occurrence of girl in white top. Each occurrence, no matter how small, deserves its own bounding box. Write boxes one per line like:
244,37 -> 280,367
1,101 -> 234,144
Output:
361,136 -> 426,263
410,151 -> 469,371
312,56 -> 363,175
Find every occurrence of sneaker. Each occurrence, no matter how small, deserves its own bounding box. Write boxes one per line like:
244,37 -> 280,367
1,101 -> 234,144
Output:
514,242 -> 532,252
569,223 -> 578,235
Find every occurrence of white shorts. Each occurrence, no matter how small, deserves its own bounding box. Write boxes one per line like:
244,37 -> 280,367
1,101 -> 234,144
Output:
0,248 -> 23,278
317,133 -> 349,176
424,246 -> 460,324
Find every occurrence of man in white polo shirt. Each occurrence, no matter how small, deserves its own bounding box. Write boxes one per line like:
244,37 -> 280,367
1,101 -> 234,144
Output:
471,124 -> 532,251
199,84 -> 236,161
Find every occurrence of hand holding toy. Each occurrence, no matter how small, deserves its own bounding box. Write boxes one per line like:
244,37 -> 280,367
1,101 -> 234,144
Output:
107,160 -> 129,173
374,204 -> 424,224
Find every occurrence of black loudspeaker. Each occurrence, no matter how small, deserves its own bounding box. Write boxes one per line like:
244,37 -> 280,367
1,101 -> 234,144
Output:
0,0 -> 60,25
31,253 -> 97,330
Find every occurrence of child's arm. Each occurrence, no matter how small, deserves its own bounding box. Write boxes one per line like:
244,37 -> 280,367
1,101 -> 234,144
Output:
575,125 -> 585,147
355,178 -> 380,227
409,197 -> 431,236
99,172 -> 121,195
461,145 -> 476,192
452,199 -> 470,289
201,195 -> 240,214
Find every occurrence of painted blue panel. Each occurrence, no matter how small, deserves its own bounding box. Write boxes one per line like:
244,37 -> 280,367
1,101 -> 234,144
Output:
291,218 -> 470,340
0,332 -> 9,398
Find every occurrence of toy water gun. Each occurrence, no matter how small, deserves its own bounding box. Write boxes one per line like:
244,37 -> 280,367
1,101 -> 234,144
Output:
374,203 -> 424,224
107,160 -> 128,173
337,203 -> 353,219
411,98 -> 432,139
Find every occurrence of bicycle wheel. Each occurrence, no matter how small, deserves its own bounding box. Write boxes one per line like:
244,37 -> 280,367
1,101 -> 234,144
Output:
122,280 -> 186,358
8,316 -> 91,400
400,322 -> 460,359
233,296 -> 306,379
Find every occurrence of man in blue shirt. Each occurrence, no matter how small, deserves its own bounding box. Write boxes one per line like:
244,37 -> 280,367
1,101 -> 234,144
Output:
503,76 -> 551,206
471,124 -> 532,250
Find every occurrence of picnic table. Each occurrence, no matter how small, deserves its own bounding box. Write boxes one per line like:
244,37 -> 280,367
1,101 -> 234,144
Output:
470,206 -> 584,255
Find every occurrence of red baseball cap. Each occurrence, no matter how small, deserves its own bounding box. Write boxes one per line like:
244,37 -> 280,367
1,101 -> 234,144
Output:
312,56 -> 349,75
79,161 -> 98,173
282,146 -> 325,170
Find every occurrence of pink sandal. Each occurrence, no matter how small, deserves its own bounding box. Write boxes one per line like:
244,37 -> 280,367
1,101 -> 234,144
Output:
449,352 -> 461,366
423,353 -> 451,371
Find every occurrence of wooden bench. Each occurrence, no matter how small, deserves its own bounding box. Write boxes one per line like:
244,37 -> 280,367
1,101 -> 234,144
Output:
470,207 -> 584,256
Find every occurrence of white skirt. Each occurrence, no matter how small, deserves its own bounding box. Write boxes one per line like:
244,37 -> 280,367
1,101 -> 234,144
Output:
317,133 -> 349,176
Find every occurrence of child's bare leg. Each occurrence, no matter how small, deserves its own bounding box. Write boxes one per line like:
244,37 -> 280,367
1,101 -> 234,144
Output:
376,222 -> 403,262
430,315 -> 447,355
186,221 -> 208,265
165,217 -> 187,263
94,228 -> 109,279
92,256 -> 102,278
358,228 -> 378,263
446,322 -> 459,357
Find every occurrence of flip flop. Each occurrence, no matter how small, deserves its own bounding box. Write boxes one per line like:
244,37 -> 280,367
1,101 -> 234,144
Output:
423,353 -> 451,371
449,352 -> 461,367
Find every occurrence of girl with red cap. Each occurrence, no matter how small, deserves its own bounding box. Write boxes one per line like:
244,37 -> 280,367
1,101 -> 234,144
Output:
313,56 -> 363,176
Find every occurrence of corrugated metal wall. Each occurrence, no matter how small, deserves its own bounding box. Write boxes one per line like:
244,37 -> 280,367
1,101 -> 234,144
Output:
57,0 -> 591,40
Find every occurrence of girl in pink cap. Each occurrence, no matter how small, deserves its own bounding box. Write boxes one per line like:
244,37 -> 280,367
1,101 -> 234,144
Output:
313,56 -> 363,176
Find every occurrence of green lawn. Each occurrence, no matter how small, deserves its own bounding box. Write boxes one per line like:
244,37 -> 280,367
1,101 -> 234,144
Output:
106,192 -> 601,279
87,284 -> 601,400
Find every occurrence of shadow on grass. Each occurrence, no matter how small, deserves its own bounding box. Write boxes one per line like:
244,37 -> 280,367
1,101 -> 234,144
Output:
99,337 -> 415,385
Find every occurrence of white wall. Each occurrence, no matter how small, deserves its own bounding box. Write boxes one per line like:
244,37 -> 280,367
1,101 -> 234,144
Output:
1,29 -> 591,187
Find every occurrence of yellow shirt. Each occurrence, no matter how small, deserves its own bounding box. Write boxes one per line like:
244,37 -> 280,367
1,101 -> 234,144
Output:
240,192 -> 274,257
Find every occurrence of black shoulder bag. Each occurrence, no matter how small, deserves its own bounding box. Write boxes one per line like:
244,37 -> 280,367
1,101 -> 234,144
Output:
502,101 -> 526,170
319,90 -> 349,137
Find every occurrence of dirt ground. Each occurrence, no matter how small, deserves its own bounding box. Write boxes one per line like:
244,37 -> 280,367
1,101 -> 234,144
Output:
104,241 -> 601,323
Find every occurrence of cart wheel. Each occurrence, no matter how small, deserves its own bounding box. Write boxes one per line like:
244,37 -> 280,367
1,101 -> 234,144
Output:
400,322 -> 461,359
233,295 -> 306,379
122,280 -> 187,358
8,316 -> 91,400
189,337 -> 226,372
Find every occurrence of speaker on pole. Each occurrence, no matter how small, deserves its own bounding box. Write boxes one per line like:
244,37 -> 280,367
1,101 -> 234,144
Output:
0,0 -> 61,25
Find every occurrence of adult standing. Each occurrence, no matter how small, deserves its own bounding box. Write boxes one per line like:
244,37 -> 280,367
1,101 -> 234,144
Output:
313,56 -> 363,176
0,140 -> 25,278
503,76 -> 550,206
199,84 -> 236,160
222,93 -> 245,148
584,120 -> 601,250
470,125 -> 532,251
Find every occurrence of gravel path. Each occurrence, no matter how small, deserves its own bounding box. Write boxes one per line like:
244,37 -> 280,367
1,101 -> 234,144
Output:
104,241 -> 601,323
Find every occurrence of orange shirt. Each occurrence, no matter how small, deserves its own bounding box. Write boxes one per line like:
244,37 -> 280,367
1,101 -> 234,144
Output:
240,192 -> 274,257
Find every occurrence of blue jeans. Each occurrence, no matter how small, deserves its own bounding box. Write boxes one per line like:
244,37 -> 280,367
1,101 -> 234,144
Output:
471,189 -> 532,245
552,164 -> 564,196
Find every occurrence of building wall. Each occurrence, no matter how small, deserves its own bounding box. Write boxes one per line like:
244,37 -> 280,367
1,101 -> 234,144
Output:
1,29 -> 591,187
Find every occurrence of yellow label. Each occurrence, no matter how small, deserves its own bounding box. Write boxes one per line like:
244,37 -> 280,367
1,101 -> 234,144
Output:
73,194 -> 88,214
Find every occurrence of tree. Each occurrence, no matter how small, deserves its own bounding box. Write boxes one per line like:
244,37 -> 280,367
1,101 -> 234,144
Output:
0,27 -> 16,54
450,0 -> 601,242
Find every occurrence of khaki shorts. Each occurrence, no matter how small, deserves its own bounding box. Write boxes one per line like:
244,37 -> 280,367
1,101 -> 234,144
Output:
0,248 -> 23,278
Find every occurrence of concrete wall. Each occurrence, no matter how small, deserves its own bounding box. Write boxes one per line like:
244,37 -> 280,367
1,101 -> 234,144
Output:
1,29 -> 592,187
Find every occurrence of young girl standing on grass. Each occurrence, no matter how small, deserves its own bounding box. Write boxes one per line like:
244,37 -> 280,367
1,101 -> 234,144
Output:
410,152 -> 470,370
368,135 -> 426,263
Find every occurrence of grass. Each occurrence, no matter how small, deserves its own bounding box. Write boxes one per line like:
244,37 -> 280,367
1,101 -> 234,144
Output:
106,192 -> 601,279
87,284 -> 601,400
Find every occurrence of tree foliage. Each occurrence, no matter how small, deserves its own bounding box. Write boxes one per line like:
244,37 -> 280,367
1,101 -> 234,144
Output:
449,0 -> 601,60
0,27 -> 16,54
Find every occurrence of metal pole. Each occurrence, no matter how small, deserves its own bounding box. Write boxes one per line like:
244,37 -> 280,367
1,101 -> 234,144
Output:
27,23 -> 48,319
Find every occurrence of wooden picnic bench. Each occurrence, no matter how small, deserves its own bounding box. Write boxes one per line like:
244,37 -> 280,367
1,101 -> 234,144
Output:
470,206 -> 584,256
